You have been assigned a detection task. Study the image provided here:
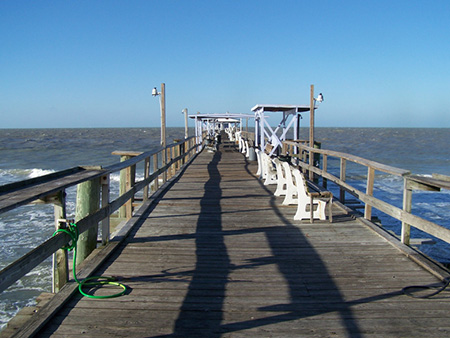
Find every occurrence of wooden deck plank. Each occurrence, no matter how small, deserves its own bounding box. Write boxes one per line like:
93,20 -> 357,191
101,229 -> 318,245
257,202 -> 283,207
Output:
31,146 -> 450,337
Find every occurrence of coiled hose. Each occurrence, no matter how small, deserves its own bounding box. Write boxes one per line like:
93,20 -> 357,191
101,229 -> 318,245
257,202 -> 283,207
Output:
53,222 -> 127,299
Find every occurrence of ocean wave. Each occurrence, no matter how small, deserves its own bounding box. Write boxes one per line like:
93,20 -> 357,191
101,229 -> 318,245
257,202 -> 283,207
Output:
0,168 -> 56,185
28,168 -> 56,178
110,172 -> 120,183
109,172 -> 145,183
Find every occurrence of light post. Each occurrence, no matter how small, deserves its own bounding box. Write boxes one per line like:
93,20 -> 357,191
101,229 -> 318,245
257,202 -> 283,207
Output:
152,83 -> 167,182
152,83 -> 166,147
182,108 -> 188,139
309,84 -> 324,179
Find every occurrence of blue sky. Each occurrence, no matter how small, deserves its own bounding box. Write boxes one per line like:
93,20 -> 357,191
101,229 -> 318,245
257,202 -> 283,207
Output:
1,0 -> 449,128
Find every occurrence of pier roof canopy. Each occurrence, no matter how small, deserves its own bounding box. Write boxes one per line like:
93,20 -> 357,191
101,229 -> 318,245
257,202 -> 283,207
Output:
189,113 -> 254,121
251,104 -> 311,113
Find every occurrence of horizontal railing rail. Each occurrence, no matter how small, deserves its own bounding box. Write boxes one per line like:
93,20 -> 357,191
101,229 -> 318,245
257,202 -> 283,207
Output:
0,167 -> 107,214
0,136 -> 200,294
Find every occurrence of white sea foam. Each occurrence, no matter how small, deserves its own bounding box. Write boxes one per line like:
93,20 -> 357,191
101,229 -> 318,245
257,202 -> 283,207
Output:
110,172 -> 121,183
109,172 -> 146,183
0,168 -> 56,186
28,168 -> 55,178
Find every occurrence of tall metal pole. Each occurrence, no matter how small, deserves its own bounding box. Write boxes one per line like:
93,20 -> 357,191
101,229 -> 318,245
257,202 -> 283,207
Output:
183,108 -> 188,139
294,113 -> 299,157
309,84 -> 315,148
161,83 -> 166,148
161,83 -> 167,182
309,84 -> 315,180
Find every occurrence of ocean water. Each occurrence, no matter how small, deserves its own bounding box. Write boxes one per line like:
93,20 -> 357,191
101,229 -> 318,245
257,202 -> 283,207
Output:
315,128 -> 450,264
0,127 -> 187,329
0,127 -> 449,329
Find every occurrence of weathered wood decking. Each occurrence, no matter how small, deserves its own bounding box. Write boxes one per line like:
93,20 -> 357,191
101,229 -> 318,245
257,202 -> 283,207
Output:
31,144 -> 450,337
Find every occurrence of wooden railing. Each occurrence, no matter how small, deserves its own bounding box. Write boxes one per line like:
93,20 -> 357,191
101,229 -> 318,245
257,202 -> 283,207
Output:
0,136 -> 199,294
283,140 -> 450,247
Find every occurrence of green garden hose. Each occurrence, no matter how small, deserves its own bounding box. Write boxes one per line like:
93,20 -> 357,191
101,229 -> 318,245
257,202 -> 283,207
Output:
53,222 -> 127,299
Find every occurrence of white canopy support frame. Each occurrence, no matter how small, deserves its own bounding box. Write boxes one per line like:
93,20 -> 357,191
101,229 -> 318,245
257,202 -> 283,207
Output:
189,113 -> 254,148
252,105 -> 314,157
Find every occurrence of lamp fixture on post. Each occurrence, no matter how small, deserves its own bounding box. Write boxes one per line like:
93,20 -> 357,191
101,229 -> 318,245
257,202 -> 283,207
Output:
315,93 -> 324,103
152,87 -> 160,97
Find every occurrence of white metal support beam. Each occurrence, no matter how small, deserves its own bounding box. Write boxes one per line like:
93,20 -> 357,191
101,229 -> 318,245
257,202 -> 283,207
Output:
252,104 -> 312,156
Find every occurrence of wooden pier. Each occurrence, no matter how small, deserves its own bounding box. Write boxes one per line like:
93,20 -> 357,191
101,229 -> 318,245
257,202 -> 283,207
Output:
9,142 -> 450,337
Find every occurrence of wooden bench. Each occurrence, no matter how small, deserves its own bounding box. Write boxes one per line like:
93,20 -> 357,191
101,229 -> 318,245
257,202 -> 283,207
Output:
292,168 -> 333,223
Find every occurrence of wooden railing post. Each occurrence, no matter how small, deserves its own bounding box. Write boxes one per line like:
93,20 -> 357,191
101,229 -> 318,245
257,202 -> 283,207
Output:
170,146 -> 175,178
173,139 -> 181,170
118,155 -> 135,219
52,190 -> 68,293
173,145 -> 177,172
75,177 -> 100,266
127,163 -> 136,217
183,140 -> 188,164
143,156 -> 150,201
153,153 -> 159,192
302,151 -> 308,168
162,147 -> 167,183
101,175 -> 110,245
177,142 -> 182,169
119,156 -> 129,219
340,158 -> 347,202
402,178 -> 412,245
365,167 -> 375,220
282,142 -> 288,155
166,147 -> 171,179
309,148 -> 314,180
323,155 -> 328,189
